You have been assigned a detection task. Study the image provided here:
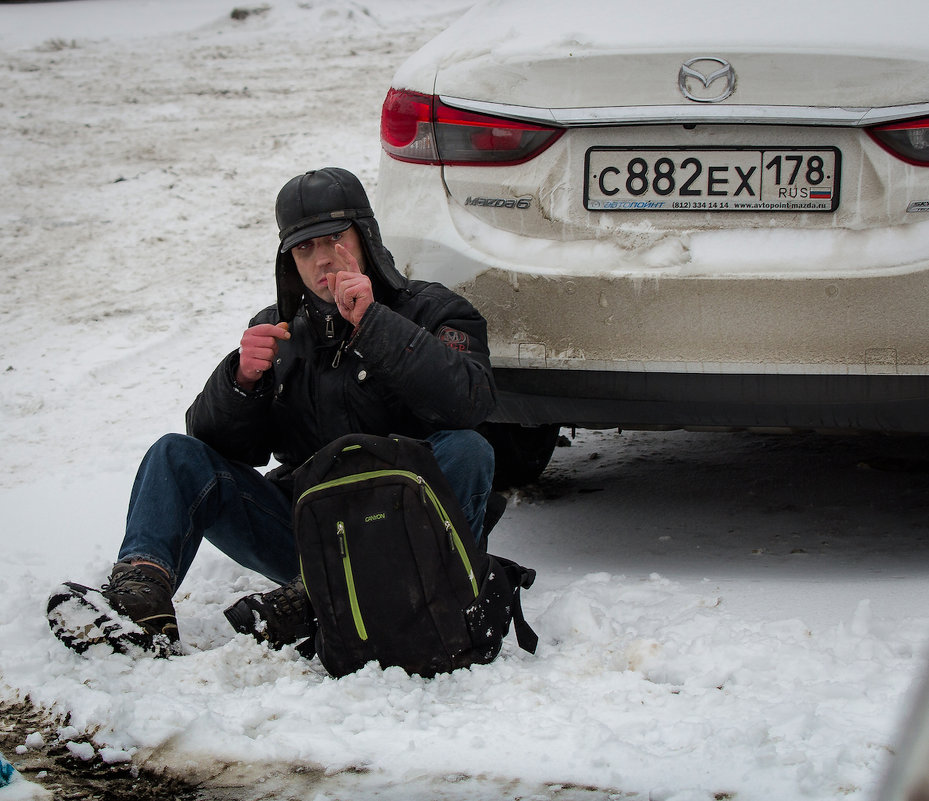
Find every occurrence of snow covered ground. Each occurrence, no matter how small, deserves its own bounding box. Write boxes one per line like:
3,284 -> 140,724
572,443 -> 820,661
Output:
3,2 -> 929,800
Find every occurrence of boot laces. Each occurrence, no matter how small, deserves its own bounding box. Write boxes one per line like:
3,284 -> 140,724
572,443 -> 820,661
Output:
267,578 -> 308,617
103,565 -> 167,596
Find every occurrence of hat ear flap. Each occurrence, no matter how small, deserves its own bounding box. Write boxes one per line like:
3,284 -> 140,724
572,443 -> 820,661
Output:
276,250 -> 305,323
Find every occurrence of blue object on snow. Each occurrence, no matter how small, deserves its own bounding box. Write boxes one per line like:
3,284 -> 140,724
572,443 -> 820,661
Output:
0,751 -> 17,786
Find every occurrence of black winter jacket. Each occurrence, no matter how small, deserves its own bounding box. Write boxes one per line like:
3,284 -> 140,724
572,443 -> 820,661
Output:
185,280 -> 497,497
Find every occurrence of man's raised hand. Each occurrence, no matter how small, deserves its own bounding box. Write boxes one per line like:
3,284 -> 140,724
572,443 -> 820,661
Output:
235,322 -> 290,388
326,243 -> 373,326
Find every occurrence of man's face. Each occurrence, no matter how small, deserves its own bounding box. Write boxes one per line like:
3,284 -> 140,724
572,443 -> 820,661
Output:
291,226 -> 366,304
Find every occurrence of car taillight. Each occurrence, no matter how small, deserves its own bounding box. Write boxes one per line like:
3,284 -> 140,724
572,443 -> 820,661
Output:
381,88 -> 562,167
381,89 -> 440,165
868,117 -> 929,166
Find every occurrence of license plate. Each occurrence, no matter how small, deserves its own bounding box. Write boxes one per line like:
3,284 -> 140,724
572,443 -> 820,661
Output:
585,147 -> 841,212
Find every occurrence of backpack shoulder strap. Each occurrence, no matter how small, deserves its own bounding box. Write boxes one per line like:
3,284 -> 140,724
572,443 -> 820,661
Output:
493,555 -> 539,654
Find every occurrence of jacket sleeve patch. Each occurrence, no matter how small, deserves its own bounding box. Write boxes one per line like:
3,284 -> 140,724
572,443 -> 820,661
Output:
438,326 -> 470,352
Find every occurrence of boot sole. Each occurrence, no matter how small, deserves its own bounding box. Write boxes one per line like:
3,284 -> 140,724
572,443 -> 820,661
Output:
46,582 -> 179,658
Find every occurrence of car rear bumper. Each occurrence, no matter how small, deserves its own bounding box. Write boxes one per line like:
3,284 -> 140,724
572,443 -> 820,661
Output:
490,368 -> 929,433
376,161 -> 929,434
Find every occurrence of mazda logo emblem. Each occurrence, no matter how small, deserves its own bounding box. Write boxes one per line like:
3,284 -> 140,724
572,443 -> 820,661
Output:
678,57 -> 736,103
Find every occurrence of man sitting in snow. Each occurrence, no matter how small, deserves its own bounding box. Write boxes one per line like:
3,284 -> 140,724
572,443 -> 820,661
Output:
47,167 -> 501,657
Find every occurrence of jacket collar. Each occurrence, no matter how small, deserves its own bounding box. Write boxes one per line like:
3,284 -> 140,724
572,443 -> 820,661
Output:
302,294 -> 351,343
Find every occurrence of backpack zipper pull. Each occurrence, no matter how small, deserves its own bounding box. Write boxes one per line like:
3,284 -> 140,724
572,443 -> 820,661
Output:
416,475 -> 426,506
337,521 -> 346,557
445,519 -> 455,552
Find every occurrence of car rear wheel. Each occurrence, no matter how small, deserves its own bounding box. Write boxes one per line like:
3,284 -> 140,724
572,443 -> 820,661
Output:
478,422 -> 560,488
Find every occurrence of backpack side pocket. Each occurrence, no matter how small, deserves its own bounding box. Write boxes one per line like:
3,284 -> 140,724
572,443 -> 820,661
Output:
464,555 -> 538,665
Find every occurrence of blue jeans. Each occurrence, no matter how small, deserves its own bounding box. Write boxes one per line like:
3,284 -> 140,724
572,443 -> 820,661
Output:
117,431 -> 495,590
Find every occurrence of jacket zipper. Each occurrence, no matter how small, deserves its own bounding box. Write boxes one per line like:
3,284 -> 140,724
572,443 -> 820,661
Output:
331,340 -> 347,369
337,520 -> 368,642
323,313 -> 351,368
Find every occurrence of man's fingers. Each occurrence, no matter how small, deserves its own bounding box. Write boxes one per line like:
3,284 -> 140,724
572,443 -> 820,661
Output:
334,243 -> 361,273
241,323 -> 290,347
248,345 -> 278,360
252,322 -> 290,337
235,323 -> 290,385
238,321 -> 291,376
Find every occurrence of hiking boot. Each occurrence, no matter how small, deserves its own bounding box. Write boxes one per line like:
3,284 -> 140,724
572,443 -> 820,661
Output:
224,575 -> 317,654
47,563 -> 180,658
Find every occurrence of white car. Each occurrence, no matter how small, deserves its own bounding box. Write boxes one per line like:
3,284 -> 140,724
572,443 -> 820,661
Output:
376,0 -> 929,485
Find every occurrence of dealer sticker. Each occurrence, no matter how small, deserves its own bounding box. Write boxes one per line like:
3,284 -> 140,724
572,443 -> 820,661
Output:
907,200 -> 929,213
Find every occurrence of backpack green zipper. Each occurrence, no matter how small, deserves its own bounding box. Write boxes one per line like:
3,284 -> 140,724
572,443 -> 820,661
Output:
298,469 -> 479,643
337,520 -> 367,641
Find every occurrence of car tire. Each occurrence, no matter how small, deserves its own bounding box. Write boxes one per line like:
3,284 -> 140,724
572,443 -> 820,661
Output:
478,422 -> 561,488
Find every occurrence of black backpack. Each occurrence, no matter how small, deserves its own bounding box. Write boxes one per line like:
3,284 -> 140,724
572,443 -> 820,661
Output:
291,433 -> 538,678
